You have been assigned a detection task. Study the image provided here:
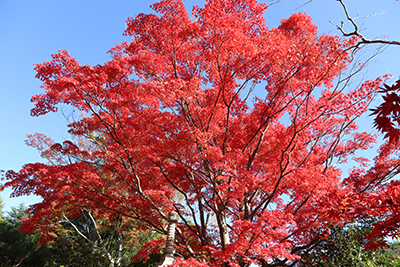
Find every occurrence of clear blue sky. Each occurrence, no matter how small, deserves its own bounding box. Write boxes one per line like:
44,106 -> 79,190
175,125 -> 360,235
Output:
0,0 -> 399,213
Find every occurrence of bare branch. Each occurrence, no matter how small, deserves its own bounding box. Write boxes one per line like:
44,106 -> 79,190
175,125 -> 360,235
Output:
295,0 -> 314,9
336,0 -> 400,47
260,0 -> 283,6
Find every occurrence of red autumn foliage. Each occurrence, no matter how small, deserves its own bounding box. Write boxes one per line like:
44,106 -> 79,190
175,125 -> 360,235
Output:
371,78 -> 400,143
2,0 -> 400,266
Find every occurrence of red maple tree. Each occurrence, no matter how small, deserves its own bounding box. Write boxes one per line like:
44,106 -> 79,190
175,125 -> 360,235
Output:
3,0 -> 400,266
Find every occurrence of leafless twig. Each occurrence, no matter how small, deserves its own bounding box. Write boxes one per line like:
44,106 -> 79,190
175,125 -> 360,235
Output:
296,0 -> 314,9
259,0 -> 283,7
336,0 -> 400,48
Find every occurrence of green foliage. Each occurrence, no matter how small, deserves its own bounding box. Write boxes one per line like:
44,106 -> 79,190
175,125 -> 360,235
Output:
43,234 -> 105,267
298,218 -> 400,267
0,203 -> 124,267
0,197 -> 4,221
5,203 -> 29,224
0,203 -> 49,267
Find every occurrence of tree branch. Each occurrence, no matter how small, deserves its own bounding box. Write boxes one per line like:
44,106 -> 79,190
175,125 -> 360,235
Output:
335,0 -> 400,47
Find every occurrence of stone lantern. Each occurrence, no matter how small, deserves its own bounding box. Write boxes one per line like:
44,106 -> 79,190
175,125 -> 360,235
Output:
155,211 -> 179,266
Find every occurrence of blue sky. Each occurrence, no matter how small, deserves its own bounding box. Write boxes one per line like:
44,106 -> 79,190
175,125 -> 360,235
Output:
0,0 -> 399,213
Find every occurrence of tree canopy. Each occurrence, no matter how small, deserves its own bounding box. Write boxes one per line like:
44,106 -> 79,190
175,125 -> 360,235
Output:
2,0 -> 400,266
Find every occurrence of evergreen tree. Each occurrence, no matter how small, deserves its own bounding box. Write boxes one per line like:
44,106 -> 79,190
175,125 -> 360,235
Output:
298,218 -> 400,267
0,203 -> 48,267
